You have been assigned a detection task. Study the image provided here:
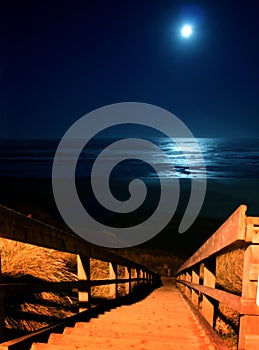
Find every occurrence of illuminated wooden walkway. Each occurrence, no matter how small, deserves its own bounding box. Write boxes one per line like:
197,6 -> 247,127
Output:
31,279 -> 222,350
1,205 -> 258,349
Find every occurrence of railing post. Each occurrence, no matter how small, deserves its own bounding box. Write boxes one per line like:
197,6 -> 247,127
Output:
146,272 -> 150,285
125,266 -> 131,294
150,272 -> 154,286
131,268 -> 137,289
177,273 -> 185,293
147,271 -> 151,285
182,271 -> 191,300
239,243 -> 259,349
191,265 -> 200,308
143,270 -> 146,285
139,269 -> 143,286
109,262 -> 118,299
149,272 -> 153,285
184,270 -> 192,300
77,255 -> 91,311
136,268 -> 140,287
200,260 -> 216,327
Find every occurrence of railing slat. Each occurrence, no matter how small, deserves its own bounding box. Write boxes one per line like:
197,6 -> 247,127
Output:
0,277 -> 143,299
177,280 -> 241,313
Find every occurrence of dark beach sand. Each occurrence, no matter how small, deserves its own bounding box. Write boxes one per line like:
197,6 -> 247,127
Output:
1,176 -> 257,258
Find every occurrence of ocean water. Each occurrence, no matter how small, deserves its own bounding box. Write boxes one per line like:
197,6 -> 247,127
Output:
1,138 -> 259,179
1,137 -> 259,219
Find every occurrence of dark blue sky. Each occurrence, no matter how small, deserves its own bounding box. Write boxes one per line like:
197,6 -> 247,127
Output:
1,0 -> 259,139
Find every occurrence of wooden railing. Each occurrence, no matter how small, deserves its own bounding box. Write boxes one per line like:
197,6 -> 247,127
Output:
0,205 -> 159,348
176,205 -> 259,350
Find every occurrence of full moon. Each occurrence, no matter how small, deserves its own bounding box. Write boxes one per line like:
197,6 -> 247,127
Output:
181,25 -> 192,38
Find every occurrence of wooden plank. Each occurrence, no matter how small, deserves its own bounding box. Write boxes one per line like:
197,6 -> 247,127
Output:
177,205 -> 247,273
177,280 -> 241,313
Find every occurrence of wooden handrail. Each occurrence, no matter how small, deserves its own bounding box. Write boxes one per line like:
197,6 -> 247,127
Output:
177,205 -> 248,273
0,205 -> 146,269
0,204 -> 160,346
176,205 -> 259,350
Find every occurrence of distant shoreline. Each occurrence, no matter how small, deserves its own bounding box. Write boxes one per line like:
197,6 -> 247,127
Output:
0,175 -> 247,258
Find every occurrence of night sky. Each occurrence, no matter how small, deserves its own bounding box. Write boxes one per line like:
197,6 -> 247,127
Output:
1,0 -> 259,139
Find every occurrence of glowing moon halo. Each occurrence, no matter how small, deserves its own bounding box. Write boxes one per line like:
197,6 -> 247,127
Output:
181,25 -> 192,38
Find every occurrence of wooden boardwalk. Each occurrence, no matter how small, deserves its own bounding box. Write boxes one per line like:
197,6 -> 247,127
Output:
2,205 -> 258,349
31,279 -> 220,350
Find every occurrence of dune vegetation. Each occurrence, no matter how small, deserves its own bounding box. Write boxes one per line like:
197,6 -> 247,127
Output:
214,248 -> 245,349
